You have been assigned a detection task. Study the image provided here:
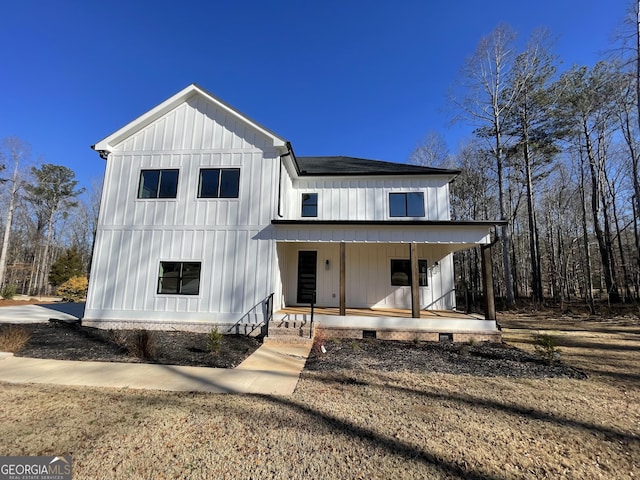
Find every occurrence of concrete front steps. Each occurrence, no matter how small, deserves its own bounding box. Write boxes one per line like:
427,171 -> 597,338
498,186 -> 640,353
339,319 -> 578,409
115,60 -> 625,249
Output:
263,315 -> 314,346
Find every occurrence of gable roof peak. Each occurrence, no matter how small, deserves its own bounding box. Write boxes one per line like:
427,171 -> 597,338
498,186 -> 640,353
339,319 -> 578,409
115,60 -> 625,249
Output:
92,84 -> 288,157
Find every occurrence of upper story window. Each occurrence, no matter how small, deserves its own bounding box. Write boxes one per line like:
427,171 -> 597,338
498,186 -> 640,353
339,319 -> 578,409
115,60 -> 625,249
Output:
198,168 -> 240,198
138,169 -> 179,199
389,192 -> 425,217
157,261 -> 201,295
301,193 -> 318,217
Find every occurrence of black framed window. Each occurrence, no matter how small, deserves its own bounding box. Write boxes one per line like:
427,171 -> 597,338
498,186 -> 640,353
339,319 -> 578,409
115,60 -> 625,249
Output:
301,193 -> 318,217
198,168 -> 240,198
389,192 -> 425,217
157,262 -> 201,295
138,169 -> 179,199
390,259 -> 428,286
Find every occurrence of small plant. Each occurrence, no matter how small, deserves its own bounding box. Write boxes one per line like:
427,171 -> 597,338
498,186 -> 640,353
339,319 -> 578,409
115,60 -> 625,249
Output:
207,327 -> 223,354
534,333 -> 561,364
108,329 -> 128,349
468,336 -> 477,346
129,329 -> 156,360
1,284 -> 16,300
57,276 -> 88,302
0,325 -> 31,352
350,340 -> 361,351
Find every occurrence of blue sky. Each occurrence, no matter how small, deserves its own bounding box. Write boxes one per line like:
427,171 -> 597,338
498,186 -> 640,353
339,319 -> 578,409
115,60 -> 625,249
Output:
0,0 -> 629,189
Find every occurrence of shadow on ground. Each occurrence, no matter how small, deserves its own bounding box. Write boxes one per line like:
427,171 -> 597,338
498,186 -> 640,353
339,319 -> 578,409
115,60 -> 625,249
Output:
38,302 -> 85,318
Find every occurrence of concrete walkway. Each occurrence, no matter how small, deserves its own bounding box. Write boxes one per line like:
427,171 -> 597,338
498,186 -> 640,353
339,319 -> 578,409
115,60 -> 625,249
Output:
0,304 -> 313,395
0,343 -> 312,394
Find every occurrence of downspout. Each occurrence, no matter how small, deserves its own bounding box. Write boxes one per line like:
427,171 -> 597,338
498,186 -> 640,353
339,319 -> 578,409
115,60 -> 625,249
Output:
277,142 -> 300,218
277,154 -> 286,218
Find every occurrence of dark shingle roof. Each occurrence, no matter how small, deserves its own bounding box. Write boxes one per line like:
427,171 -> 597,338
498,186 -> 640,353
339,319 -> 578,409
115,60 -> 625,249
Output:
294,156 -> 460,177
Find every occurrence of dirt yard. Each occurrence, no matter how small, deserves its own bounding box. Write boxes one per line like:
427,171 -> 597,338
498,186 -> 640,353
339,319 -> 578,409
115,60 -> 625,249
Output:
0,310 -> 638,479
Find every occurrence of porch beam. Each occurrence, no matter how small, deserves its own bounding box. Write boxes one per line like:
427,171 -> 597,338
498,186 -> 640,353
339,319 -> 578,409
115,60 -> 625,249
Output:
410,243 -> 420,318
340,242 -> 346,315
481,244 -> 496,320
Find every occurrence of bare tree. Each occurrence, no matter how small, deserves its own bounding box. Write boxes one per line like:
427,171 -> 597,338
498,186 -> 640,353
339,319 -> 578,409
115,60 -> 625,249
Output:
0,137 -> 30,289
450,24 -> 520,307
409,130 -> 451,167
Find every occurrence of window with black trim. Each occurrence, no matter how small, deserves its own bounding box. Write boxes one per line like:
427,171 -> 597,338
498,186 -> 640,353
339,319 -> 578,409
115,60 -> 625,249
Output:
157,262 -> 201,295
390,259 -> 428,286
198,168 -> 240,198
301,193 -> 318,217
138,169 -> 179,198
389,192 -> 425,217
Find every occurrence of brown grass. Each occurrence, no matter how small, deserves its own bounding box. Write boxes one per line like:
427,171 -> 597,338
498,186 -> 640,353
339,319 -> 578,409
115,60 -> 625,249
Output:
0,325 -> 31,352
0,312 -> 638,479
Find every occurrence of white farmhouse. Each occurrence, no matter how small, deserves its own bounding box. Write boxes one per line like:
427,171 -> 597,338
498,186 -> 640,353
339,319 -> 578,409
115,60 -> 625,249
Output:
85,84 -> 502,341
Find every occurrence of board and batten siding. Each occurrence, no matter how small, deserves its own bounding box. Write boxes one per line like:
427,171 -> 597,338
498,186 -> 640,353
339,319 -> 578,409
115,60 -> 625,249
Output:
84,97 -> 281,329
278,243 -> 455,310
282,176 -> 452,221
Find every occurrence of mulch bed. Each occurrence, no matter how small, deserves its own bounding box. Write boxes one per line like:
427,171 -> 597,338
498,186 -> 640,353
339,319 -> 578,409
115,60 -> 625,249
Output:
3,322 -> 587,378
3,322 -> 261,368
305,338 -> 588,379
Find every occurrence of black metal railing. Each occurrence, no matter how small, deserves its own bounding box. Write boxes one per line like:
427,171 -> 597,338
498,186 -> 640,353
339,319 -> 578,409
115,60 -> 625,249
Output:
228,292 -> 275,337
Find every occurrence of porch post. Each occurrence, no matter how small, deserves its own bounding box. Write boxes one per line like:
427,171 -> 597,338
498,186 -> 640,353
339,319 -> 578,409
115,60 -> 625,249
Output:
339,242 -> 346,315
481,244 -> 496,320
410,243 -> 420,318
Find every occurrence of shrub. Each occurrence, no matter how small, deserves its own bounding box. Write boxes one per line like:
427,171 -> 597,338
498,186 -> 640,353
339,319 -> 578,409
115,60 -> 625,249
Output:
0,325 -> 31,352
207,327 -> 223,354
49,247 -> 85,287
57,276 -> 88,302
108,329 -> 128,349
534,333 -> 561,364
1,284 -> 16,300
129,329 -> 156,360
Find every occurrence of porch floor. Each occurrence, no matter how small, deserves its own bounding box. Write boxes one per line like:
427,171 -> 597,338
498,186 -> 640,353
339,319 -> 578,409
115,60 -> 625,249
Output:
274,307 -> 500,341
277,306 -> 483,320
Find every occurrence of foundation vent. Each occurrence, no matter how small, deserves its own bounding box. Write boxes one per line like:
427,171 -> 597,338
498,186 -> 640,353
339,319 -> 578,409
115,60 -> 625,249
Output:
439,333 -> 454,343
363,330 -> 377,339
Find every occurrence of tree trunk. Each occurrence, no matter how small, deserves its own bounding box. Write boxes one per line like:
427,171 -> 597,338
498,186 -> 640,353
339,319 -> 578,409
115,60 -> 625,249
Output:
580,151 -> 596,314
584,122 -> 620,303
0,158 -> 20,288
523,137 -> 543,303
495,129 -> 515,308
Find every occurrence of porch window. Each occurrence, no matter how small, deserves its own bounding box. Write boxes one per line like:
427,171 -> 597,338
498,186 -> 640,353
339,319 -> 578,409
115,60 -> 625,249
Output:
198,168 -> 240,198
138,169 -> 179,199
301,193 -> 318,217
389,192 -> 425,217
157,262 -> 201,295
390,259 -> 428,286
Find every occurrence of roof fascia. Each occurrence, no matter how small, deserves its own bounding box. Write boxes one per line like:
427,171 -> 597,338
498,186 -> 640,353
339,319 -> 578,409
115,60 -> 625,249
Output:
291,172 -> 459,183
272,219 -> 506,226
92,84 -> 288,156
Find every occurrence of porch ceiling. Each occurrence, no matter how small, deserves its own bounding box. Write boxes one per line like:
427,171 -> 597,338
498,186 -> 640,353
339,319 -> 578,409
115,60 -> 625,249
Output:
271,220 -> 497,247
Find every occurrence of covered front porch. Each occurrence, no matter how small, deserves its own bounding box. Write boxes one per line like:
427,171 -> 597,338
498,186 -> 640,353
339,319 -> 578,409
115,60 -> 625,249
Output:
270,221 -> 502,342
